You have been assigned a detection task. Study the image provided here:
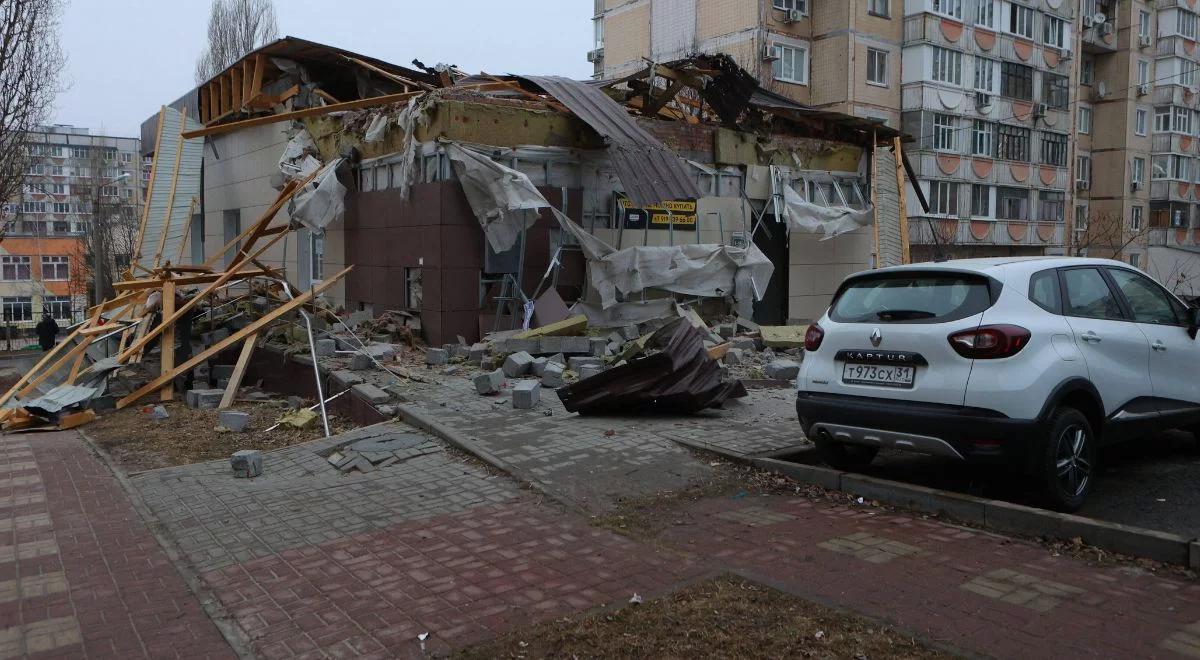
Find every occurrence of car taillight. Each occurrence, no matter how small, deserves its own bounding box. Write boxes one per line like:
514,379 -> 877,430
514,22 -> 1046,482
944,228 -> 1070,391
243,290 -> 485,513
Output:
947,324 -> 1031,359
804,324 -> 824,352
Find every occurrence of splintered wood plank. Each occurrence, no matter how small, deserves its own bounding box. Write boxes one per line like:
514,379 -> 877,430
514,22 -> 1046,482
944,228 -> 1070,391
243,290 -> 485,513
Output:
159,281 -> 176,402
181,90 -> 423,139
56,409 -> 96,430
219,333 -> 258,409
0,326 -> 84,409
230,67 -> 243,110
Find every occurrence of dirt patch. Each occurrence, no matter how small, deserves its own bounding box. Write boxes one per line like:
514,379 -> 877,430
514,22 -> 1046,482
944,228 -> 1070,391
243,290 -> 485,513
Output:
455,575 -> 949,660
87,399 -> 357,472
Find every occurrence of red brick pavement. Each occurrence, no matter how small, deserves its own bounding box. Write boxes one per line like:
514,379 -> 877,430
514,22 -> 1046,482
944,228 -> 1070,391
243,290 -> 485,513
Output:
20,432 -> 234,659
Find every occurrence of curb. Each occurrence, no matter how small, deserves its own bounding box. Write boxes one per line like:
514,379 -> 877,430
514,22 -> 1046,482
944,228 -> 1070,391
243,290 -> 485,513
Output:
742,456 -> 1198,567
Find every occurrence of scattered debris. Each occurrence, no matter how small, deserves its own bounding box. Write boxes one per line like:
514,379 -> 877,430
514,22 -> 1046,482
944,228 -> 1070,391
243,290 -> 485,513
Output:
231,449 -> 263,478
278,408 -> 318,430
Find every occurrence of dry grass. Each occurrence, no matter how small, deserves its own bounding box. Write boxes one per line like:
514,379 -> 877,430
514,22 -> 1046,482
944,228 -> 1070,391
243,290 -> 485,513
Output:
456,576 -> 951,660
87,399 -> 356,472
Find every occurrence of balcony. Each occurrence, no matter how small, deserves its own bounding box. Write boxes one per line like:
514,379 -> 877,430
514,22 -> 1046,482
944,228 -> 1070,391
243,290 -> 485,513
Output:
1150,179 -> 1198,202
910,217 -> 1065,248
1081,20 -> 1118,54
1148,226 -> 1200,248
1151,132 -> 1199,154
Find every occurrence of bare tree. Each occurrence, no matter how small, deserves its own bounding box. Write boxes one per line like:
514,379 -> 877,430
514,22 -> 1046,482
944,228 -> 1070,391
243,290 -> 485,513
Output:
0,0 -> 66,238
1071,210 -> 1150,259
194,0 -> 278,84
69,146 -> 139,304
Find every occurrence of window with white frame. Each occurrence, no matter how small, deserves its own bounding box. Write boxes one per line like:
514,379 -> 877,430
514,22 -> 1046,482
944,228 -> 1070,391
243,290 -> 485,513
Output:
1,298 -> 32,323
772,43 -> 808,84
931,0 -> 962,19
973,56 -> 996,92
976,0 -> 995,28
996,186 -> 1029,220
1135,108 -> 1147,136
1078,106 -> 1092,134
932,47 -> 962,85
20,201 -> 44,214
26,163 -> 42,175
929,181 -> 959,215
1075,205 -> 1087,232
971,184 -> 991,217
972,120 -> 994,156
1180,11 -> 1197,40
593,18 -> 603,49
1181,58 -> 1199,88
772,0 -> 808,13
41,255 -> 68,281
1043,16 -> 1065,48
867,0 -> 889,18
1132,206 -> 1144,230
1175,106 -> 1193,133
933,113 -> 956,151
1155,107 -> 1171,132
1139,10 -> 1151,39
1129,253 -> 1141,269
1,257 -> 30,281
1138,60 -> 1150,86
1133,157 -> 1145,185
867,48 -> 888,85
1006,2 -> 1034,39
1077,154 -> 1092,185
1080,57 -> 1094,85
70,146 -> 86,158
43,296 -> 71,322
51,202 -> 69,214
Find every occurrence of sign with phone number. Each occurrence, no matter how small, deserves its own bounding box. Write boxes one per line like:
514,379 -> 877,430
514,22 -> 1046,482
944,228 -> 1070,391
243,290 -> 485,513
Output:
617,195 -> 697,230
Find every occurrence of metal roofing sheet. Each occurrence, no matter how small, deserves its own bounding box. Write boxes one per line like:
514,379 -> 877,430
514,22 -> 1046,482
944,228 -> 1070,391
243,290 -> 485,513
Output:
520,75 -> 701,207
136,107 -> 204,269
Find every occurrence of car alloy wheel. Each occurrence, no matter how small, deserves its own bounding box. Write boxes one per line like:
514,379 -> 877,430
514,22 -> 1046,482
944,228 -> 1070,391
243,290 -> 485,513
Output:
1054,425 -> 1091,498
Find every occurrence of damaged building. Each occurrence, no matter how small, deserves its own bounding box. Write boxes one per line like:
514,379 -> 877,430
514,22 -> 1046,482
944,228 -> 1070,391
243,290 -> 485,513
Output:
144,37 -> 914,346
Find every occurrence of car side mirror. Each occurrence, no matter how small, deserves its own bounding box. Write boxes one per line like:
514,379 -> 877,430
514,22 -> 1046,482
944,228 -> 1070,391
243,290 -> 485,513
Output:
1189,308 -> 1200,340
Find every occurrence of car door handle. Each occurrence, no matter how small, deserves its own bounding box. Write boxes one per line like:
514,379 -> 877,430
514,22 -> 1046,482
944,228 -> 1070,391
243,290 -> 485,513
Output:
1152,340 -> 1167,352
1080,331 -> 1102,343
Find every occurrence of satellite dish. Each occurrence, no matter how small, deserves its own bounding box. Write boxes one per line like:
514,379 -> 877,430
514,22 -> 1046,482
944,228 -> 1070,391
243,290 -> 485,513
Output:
1093,12 -> 1106,24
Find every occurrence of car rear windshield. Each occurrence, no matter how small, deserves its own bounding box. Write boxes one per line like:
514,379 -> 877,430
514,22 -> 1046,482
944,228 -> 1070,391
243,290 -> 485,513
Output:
830,272 -> 995,324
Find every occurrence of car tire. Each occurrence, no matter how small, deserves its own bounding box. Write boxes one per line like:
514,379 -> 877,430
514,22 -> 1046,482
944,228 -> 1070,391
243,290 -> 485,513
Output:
1038,407 -> 1097,512
814,437 -> 879,471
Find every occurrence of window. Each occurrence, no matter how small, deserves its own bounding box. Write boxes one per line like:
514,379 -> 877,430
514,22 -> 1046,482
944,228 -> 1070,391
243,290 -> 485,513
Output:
1182,59 -> 1199,88
1129,253 -> 1141,269
996,186 -> 1029,220
593,17 -> 603,49
971,184 -> 991,216
1175,106 -> 1193,133
1135,108 -> 1147,136
772,0 -> 808,13
1107,268 -> 1185,325
20,201 -> 45,214
41,256 -> 68,281
1180,11 -> 1197,40
1139,10 -> 1151,40
931,0 -> 962,19
931,47 -> 962,85
1041,132 -> 1068,167
933,113 -> 956,151
1029,270 -> 1061,314
1156,107 -> 1171,132
43,296 -> 71,322
867,48 -> 888,86
70,146 -> 86,158
1038,191 -> 1065,222
976,0 -> 994,28
1133,157 -> 1146,186
1006,2 -> 1034,39
1042,73 -> 1068,110
1,298 -> 32,323
1043,15 -> 1065,48
972,119 -> 994,156
1078,107 -> 1092,134
1131,206 -> 1144,231
973,56 -> 996,92
772,43 -> 808,84
1154,154 -> 1191,180
1062,268 -> 1123,320
1,257 -> 30,281
310,233 -> 324,282
997,124 -> 1030,161
51,202 -> 69,214
868,0 -> 889,18
1138,60 -> 1150,86
26,163 -> 43,175
404,267 -> 423,309
1077,155 -> 1091,186
1000,62 -> 1033,100
1080,57 -> 1094,86
929,181 -> 959,215
1074,205 -> 1088,232
120,152 -> 131,164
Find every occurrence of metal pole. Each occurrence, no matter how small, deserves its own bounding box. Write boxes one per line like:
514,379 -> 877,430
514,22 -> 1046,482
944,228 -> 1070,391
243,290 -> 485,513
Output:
273,277 -> 330,438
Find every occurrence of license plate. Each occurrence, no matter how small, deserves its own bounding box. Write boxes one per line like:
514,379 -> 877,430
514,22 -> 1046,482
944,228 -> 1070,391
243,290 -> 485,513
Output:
841,362 -> 915,388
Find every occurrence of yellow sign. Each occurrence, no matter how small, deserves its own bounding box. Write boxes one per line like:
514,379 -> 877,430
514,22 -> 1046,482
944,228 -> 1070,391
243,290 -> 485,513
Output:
617,195 -> 697,230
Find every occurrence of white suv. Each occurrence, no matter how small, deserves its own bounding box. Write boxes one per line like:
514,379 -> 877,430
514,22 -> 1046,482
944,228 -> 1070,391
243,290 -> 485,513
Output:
796,257 -> 1200,511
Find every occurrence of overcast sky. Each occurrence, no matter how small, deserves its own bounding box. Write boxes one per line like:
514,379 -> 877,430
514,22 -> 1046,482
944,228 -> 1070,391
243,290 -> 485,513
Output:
52,0 -> 595,138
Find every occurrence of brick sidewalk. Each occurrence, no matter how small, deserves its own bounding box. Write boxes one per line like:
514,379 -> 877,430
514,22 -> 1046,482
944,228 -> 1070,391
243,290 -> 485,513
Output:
4,431 -> 233,659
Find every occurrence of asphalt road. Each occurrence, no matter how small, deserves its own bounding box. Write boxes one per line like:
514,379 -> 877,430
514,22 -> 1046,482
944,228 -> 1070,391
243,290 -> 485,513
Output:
790,431 -> 1200,539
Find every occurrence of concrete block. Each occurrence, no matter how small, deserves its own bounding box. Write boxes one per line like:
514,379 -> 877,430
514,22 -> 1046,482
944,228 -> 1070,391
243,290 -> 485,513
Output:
731,337 -> 757,351
503,351 -> 534,377
589,337 -> 608,357
531,357 -> 549,376
468,343 -> 489,365
350,353 -> 373,370
512,380 -> 540,409
568,356 -> 602,372
450,344 -> 470,359
504,338 -> 540,355
559,336 -> 591,354
537,336 -> 561,354
724,348 -> 745,365
211,364 -> 235,380
219,410 -> 250,432
549,352 -> 565,366
330,370 -> 364,392
425,348 -> 449,365
91,396 -> 116,412
202,328 -> 231,345
185,389 -> 224,409
474,369 -> 504,395
541,361 -> 565,388
353,383 -> 391,405
363,343 -> 397,360
618,324 -> 640,341
579,364 -> 603,380
231,449 -> 262,478
715,323 -> 736,339
335,336 -> 358,351
765,359 -> 801,380
314,338 -> 336,357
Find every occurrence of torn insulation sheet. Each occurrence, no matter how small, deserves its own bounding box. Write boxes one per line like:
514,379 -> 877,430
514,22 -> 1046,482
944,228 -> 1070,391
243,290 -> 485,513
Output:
781,183 -> 872,240
290,159 -> 346,232
444,142 -> 545,253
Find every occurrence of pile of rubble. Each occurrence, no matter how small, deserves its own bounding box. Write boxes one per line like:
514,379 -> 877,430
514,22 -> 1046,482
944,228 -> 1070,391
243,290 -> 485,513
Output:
321,429 -> 441,474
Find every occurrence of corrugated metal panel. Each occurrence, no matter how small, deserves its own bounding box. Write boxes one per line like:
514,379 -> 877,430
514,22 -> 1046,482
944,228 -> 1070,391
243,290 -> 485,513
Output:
520,75 -> 702,207
136,107 -> 204,270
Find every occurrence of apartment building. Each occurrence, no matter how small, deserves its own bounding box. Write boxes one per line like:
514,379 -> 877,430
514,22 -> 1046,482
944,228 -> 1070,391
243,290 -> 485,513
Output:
592,0 -> 1079,262
0,125 -> 141,329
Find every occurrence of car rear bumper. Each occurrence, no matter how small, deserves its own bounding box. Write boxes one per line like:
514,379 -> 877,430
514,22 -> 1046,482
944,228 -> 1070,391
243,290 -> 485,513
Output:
795,391 -> 1040,466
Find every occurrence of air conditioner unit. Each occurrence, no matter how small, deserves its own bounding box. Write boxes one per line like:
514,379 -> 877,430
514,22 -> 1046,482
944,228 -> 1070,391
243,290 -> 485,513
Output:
785,8 -> 804,22
1140,34 -> 1153,48
1137,83 -> 1151,96
1076,180 -> 1090,191
975,91 -> 992,106
1060,49 -> 1073,61
586,48 -> 604,63
1033,103 -> 1048,118
763,43 -> 780,61
1083,15 -> 1094,28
